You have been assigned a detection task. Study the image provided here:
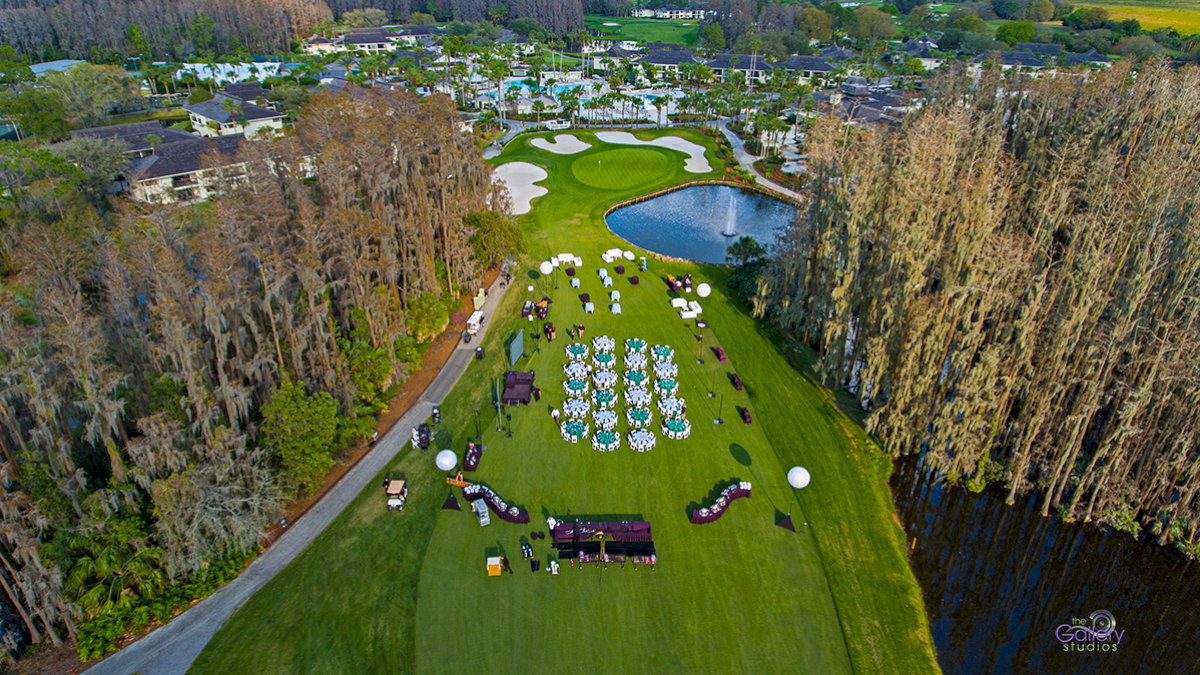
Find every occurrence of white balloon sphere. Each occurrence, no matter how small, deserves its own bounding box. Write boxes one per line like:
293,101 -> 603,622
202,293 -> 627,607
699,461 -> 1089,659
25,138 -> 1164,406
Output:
435,449 -> 458,472
539,261 -> 553,275
697,283 -> 712,298
787,466 -> 811,489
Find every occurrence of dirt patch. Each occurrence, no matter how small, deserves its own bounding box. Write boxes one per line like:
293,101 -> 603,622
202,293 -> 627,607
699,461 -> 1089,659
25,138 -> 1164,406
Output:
2,639 -> 87,674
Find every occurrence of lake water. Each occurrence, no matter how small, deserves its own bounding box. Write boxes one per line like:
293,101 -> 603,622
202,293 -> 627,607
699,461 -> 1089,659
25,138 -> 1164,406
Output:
605,185 -> 795,264
890,455 -> 1200,674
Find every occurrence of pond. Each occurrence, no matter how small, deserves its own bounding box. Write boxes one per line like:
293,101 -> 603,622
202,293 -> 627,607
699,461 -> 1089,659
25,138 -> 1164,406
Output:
605,185 -> 796,264
891,455 -> 1200,675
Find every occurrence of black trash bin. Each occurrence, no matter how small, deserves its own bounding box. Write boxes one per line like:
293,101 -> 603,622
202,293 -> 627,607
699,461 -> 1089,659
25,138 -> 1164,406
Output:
475,347 -> 485,360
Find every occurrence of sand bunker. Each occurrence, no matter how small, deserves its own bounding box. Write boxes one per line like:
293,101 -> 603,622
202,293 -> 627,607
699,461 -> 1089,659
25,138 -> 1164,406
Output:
594,132 -> 712,173
493,162 -> 549,215
531,134 -> 592,155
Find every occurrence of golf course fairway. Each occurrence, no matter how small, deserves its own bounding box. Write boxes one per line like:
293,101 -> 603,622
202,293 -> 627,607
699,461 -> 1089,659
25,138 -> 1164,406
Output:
188,128 -> 940,675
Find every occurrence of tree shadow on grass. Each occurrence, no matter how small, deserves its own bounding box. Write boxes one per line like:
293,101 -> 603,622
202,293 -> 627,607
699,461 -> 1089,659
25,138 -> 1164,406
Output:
432,427 -> 455,451
730,443 -> 751,466
684,477 -> 742,520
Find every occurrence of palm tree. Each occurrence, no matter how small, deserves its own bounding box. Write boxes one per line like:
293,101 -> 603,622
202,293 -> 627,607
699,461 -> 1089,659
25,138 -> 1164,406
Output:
532,99 -> 546,123
220,97 -> 244,134
749,39 -> 761,91
651,94 -> 670,128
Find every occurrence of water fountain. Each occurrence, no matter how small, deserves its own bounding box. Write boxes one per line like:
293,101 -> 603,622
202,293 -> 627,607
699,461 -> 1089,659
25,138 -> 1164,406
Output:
605,185 -> 795,264
721,192 -> 737,237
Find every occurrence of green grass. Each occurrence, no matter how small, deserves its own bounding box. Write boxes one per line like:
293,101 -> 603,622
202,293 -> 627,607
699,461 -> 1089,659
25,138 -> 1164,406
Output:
570,148 -> 673,189
188,129 -> 939,675
1076,0 -> 1200,33
584,15 -> 699,46
96,108 -> 189,128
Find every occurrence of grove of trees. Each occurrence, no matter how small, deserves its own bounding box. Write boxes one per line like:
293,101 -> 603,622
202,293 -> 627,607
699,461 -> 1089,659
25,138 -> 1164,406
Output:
754,64 -> 1200,556
0,87 -> 520,659
0,0 -> 585,61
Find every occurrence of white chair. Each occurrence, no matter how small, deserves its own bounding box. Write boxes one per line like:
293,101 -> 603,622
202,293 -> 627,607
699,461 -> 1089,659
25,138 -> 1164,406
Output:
571,278 -> 580,288
611,290 -> 621,302
603,276 -> 613,288
688,301 -> 702,313
585,302 -> 595,314
599,268 -> 608,278
574,257 -> 582,266
612,303 -> 622,314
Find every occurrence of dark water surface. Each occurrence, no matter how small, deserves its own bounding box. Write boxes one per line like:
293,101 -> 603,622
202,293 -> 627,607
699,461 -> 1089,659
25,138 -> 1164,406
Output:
604,185 -> 795,264
891,455 -> 1200,674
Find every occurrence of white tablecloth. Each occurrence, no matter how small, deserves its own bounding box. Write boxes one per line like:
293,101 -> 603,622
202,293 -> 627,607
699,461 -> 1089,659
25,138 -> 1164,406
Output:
627,388 -> 651,407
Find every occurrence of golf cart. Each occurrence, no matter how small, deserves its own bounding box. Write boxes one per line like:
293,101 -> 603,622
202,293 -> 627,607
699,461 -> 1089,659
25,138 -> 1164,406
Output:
386,480 -> 408,511
472,498 -> 491,526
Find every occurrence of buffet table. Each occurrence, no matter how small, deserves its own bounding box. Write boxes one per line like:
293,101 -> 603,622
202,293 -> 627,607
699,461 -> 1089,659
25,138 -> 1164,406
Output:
464,443 -> 484,472
463,484 -> 531,524
690,482 -> 752,524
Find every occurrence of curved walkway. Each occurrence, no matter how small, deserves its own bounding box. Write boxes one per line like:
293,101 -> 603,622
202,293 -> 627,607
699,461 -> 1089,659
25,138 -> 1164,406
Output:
85,275 -> 511,675
717,118 -> 803,202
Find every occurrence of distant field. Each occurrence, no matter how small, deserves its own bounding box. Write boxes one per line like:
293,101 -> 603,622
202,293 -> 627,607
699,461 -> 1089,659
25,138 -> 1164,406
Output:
1077,0 -> 1200,33
584,16 -> 699,45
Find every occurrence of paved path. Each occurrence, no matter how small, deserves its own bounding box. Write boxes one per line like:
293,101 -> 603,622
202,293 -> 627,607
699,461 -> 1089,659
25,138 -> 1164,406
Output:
717,118 -> 803,202
86,275 -> 511,675
482,118 -> 537,159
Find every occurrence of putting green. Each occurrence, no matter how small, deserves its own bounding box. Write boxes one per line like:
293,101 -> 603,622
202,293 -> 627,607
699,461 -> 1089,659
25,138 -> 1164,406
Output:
187,129 -> 939,675
571,148 -> 673,190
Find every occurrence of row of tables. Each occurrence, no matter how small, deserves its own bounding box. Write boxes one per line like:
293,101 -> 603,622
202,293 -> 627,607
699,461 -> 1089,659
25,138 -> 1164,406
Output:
463,484 -> 531,524
690,482 -> 752,524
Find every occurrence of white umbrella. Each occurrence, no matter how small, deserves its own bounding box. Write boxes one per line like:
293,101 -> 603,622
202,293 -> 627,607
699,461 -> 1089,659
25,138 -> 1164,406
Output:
697,283 -> 712,298
539,261 -> 553,275
436,450 -> 458,471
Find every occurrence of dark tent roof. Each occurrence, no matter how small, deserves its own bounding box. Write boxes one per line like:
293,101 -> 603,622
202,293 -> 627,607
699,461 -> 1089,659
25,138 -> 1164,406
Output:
552,521 -> 653,544
776,514 -> 795,532
442,493 -> 461,510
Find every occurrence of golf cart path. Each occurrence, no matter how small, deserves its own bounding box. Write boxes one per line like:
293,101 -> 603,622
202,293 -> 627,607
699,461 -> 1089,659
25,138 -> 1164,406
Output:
717,118 -> 803,202
85,275 -> 511,675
